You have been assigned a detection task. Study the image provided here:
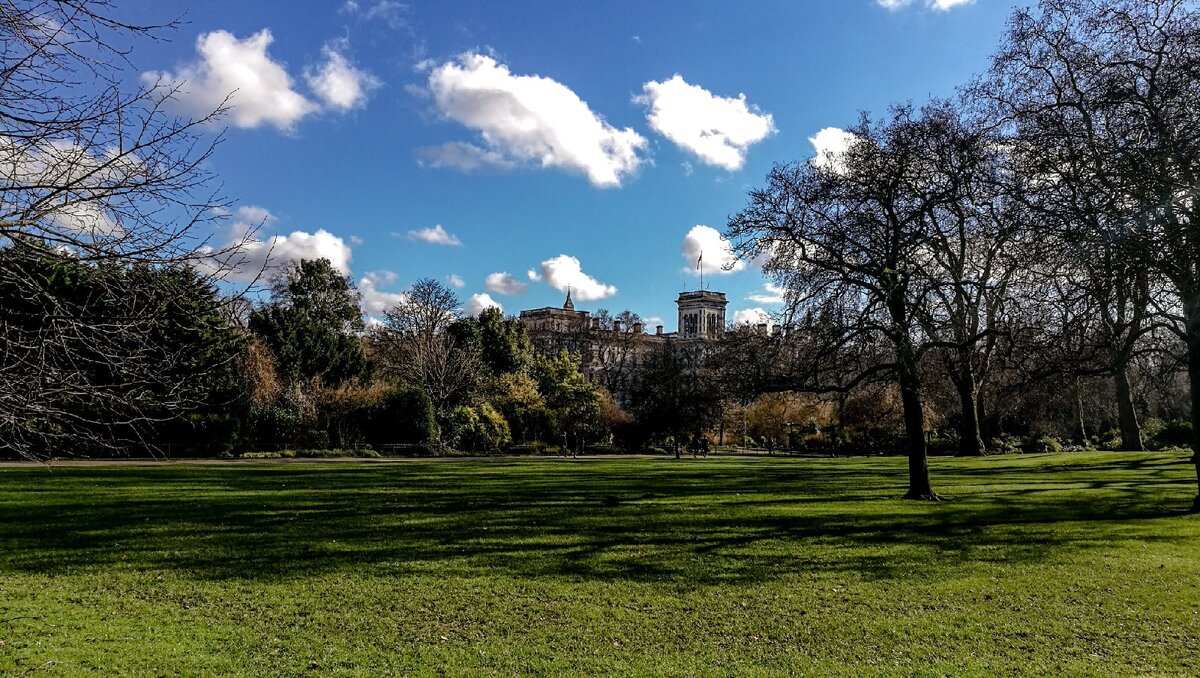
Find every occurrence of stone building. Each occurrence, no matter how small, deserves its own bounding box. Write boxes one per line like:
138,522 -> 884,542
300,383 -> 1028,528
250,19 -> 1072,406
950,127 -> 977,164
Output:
518,287 -> 728,398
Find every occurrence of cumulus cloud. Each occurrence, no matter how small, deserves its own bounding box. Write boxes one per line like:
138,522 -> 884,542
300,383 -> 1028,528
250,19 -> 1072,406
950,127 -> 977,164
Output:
211,228 -> 353,284
527,254 -> 617,301
637,75 -> 775,171
143,29 -> 318,132
359,270 -> 406,315
425,53 -> 647,187
305,43 -> 380,111
405,224 -> 462,246
466,292 -> 503,316
733,308 -> 773,327
681,225 -> 745,276
0,137 -> 160,239
198,204 -> 355,283
414,142 -> 516,171
485,272 -> 529,295
809,127 -> 857,172
447,274 -> 466,288
747,282 -> 786,304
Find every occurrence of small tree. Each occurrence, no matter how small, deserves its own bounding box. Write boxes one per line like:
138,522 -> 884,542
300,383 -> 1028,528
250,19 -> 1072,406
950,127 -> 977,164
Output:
531,350 -> 602,454
373,278 -> 482,416
631,342 -> 723,459
248,258 -> 367,387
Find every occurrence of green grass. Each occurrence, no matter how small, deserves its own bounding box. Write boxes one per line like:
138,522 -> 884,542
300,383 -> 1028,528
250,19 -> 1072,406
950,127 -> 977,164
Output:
0,452 -> 1197,676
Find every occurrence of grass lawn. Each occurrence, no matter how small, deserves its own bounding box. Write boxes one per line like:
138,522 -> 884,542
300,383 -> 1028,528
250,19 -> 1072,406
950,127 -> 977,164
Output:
0,452 -> 1197,676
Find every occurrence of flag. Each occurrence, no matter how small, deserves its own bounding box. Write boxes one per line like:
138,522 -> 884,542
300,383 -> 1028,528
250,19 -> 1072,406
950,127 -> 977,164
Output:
696,251 -> 703,270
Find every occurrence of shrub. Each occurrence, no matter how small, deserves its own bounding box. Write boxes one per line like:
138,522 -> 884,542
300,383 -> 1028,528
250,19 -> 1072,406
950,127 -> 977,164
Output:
240,451 -> 283,459
1020,435 -> 1063,454
989,434 -> 1022,455
240,448 -> 381,459
447,404 -> 512,452
359,387 -> 439,447
1150,419 -> 1193,449
1097,428 -> 1122,451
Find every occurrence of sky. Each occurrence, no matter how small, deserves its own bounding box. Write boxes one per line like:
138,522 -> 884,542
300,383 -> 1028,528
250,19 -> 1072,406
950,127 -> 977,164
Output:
115,0 -> 1025,330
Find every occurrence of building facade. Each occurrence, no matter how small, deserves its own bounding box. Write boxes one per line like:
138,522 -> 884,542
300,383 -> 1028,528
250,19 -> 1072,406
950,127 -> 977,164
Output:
518,288 -> 728,399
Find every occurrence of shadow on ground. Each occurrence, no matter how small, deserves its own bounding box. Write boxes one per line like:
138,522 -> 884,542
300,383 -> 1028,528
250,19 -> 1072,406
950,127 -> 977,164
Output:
0,453 -> 1194,584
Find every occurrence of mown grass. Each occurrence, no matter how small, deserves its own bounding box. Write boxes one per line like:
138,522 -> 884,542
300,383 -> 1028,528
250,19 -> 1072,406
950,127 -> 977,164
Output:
0,452 -> 1197,676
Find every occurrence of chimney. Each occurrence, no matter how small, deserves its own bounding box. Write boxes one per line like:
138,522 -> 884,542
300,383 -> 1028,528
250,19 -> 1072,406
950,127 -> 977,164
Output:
771,324 -> 782,336
633,322 -> 644,334
612,321 -> 622,332
591,317 -> 601,330
756,323 -> 768,334
656,325 -> 663,335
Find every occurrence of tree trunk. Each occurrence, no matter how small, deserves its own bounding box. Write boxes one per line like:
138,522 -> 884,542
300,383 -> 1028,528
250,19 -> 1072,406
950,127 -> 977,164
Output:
976,392 -> 989,450
1072,380 -> 1088,444
953,371 -> 985,457
1185,307 -> 1200,512
1113,365 -> 1144,452
898,364 -> 938,500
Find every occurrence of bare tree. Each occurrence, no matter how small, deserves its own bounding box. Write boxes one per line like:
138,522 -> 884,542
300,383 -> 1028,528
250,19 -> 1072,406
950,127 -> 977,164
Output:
0,1 -> 244,459
372,278 -> 481,416
728,102 -> 1021,498
588,309 -> 647,401
980,0 -> 1200,509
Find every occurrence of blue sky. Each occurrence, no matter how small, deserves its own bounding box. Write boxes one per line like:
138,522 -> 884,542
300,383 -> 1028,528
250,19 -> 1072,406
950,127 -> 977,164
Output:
117,0 -> 1023,329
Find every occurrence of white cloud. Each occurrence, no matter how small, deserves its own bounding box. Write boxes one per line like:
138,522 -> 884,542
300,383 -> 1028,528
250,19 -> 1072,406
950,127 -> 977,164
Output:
527,254 -> 617,301
343,0 -> 409,29
466,292 -> 503,316
681,225 -> 745,276
364,270 -> 397,286
485,271 -> 529,295
359,271 -> 406,315
747,282 -> 786,304
415,142 -> 516,171
211,227 -> 353,284
877,0 -> 974,9
0,137 -> 157,239
637,75 -> 775,171
733,308 -> 773,327
447,274 -> 466,288
406,224 -> 462,246
234,205 -> 275,227
143,29 -> 318,132
425,53 -> 647,187
809,127 -> 857,172
305,44 -> 380,111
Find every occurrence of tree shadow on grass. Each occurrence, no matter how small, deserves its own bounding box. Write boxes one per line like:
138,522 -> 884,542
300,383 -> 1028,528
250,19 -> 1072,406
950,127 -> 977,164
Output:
0,455 -> 1194,585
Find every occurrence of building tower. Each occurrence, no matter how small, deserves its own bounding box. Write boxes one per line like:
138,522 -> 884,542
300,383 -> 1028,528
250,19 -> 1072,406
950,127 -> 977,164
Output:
676,290 -> 728,340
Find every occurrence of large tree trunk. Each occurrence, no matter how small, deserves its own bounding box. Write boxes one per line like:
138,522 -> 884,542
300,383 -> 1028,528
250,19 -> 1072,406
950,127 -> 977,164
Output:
898,363 -> 938,500
1113,365 -> 1145,452
953,369 -> 985,457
